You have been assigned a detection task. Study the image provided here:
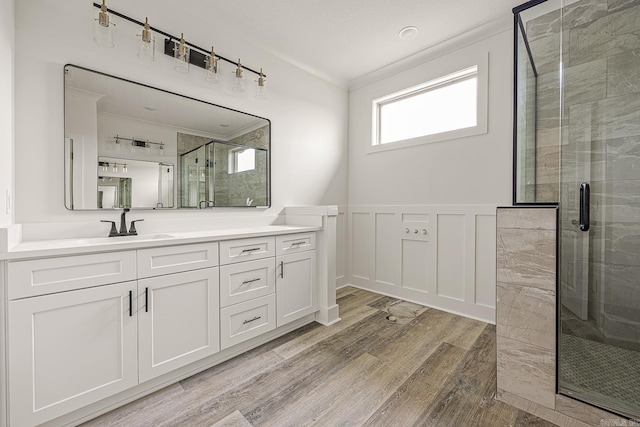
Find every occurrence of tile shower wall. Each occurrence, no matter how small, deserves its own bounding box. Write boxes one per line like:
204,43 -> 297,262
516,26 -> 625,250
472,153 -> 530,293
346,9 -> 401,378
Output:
496,207 -> 620,427
527,1 -> 640,350
217,126 -> 269,207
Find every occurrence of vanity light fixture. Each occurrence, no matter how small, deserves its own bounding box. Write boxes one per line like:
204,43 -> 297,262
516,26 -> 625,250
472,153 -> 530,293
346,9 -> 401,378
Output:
232,58 -> 245,92
159,142 -> 165,156
255,68 -> 266,100
174,33 -> 190,73
94,0 -> 115,48
205,47 -> 219,83
99,160 -> 127,172
91,3 -> 267,96
137,17 -> 155,61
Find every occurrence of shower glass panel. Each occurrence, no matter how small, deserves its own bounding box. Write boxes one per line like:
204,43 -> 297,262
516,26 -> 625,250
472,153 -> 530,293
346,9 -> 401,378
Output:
180,145 -> 210,208
515,0 -> 640,418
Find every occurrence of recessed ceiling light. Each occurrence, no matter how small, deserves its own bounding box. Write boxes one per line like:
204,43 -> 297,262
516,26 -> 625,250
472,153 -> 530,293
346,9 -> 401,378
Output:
398,26 -> 419,40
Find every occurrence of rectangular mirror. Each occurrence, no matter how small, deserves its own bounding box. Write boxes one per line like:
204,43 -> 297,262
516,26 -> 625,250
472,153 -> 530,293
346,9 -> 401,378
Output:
64,64 -> 270,210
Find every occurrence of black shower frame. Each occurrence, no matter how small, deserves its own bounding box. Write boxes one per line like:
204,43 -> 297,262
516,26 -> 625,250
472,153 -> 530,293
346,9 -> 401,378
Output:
512,0 -> 557,207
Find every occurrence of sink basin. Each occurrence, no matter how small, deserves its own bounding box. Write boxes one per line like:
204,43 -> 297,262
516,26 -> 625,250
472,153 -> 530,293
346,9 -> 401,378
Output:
71,234 -> 174,245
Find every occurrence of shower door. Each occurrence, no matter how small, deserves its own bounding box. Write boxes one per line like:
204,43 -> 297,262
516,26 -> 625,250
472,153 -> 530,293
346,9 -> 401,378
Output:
556,0 -> 640,418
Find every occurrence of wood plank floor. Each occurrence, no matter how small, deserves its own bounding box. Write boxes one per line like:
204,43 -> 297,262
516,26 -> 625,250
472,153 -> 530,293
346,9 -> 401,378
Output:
82,287 -> 557,427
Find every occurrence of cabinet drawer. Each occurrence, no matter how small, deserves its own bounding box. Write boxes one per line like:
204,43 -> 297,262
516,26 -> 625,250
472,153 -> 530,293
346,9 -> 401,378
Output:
220,294 -> 276,349
137,243 -> 219,278
219,236 -> 275,265
8,251 -> 137,300
220,258 -> 276,307
276,232 -> 316,256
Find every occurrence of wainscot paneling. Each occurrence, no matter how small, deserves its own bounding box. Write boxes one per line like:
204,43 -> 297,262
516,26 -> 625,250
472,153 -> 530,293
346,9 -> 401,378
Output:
346,205 -> 497,323
335,206 -> 347,287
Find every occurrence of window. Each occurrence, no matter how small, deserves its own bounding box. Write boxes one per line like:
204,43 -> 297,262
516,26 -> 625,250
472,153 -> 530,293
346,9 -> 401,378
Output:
229,148 -> 255,173
371,64 -> 486,151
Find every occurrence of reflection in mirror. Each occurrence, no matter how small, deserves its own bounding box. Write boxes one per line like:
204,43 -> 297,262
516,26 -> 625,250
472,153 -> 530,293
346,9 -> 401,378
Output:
64,64 -> 270,210
96,157 -> 174,209
177,129 -> 269,208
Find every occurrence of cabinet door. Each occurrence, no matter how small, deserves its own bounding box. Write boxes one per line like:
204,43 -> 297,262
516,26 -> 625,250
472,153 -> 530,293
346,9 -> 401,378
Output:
276,250 -> 317,327
9,281 -> 138,427
138,268 -> 220,382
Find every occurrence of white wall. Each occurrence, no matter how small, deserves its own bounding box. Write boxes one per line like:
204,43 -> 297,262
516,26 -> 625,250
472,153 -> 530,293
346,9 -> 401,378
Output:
0,0 -> 14,226
346,25 -> 513,323
348,30 -> 512,205
14,0 -> 348,227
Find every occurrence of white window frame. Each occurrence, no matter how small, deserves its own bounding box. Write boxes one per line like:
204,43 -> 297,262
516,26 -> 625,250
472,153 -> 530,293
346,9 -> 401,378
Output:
369,52 -> 488,153
228,147 -> 256,174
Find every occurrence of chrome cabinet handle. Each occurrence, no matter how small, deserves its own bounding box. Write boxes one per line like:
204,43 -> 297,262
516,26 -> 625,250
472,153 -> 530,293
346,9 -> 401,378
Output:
242,316 -> 261,325
279,261 -> 284,278
290,241 -> 306,247
128,290 -> 133,317
241,278 -> 261,285
241,247 -> 261,254
145,287 -> 149,312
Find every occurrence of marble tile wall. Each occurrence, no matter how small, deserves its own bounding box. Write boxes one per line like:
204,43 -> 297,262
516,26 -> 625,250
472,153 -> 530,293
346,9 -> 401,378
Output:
496,207 -> 626,426
496,207 -> 557,409
524,0 -> 640,352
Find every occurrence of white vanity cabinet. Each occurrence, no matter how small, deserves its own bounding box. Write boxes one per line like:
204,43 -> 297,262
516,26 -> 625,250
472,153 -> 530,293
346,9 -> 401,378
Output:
8,280 -> 138,427
1,226 -> 329,427
276,244 -> 317,326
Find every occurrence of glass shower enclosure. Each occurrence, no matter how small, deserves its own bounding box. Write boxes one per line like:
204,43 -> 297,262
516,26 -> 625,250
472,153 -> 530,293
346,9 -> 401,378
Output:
514,0 -> 640,418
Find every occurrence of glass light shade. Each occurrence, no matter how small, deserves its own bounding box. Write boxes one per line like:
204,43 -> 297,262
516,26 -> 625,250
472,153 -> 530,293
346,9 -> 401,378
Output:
174,36 -> 190,73
94,17 -> 114,48
137,34 -> 155,61
232,59 -> 245,92
123,164 -> 128,173
159,143 -> 165,156
112,164 -> 117,172
255,69 -> 266,100
256,84 -> 266,100
137,18 -> 155,61
206,61 -> 219,84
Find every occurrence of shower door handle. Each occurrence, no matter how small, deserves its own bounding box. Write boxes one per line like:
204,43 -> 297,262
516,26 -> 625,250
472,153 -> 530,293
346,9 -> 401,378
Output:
579,182 -> 590,232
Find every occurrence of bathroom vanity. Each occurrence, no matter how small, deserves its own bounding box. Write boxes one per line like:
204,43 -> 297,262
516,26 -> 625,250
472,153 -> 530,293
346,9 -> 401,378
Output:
0,208 -> 339,427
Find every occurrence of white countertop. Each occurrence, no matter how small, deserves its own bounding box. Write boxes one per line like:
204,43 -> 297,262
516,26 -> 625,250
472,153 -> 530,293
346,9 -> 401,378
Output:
2,225 -> 321,260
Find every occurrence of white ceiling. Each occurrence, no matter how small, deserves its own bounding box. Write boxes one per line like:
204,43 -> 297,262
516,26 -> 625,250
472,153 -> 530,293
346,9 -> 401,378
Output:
174,0 -> 524,86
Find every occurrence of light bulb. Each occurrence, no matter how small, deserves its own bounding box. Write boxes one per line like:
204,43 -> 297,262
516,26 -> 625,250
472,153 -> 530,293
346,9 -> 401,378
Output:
232,58 -> 245,92
94,0 -> 114,48
113,164 -> 118,173
137,17 -> 155,62
123,164 -> 128,173
174,33 -> 190,73
205,47 -> 219,84
159,143 -> 165,156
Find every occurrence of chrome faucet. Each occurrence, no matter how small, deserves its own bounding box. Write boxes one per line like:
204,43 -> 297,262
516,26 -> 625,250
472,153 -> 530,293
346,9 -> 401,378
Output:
101,208 -> 144,237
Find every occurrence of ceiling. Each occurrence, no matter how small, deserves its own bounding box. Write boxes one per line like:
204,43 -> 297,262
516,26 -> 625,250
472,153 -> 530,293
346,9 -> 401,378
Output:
172,0 -> 524,86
